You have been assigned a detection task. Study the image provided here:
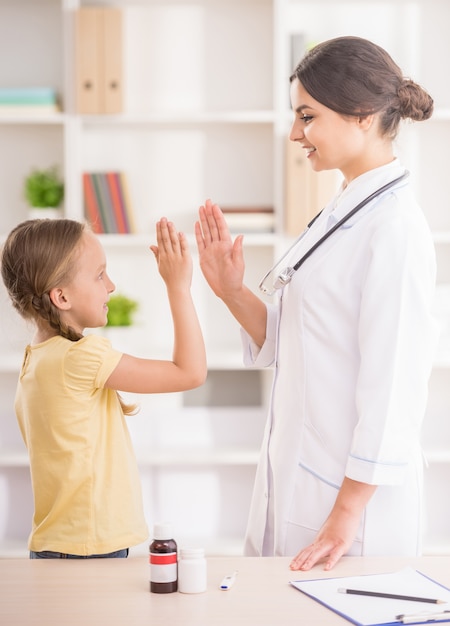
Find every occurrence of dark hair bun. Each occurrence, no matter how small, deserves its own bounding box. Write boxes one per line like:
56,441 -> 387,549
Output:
398,79 -> 434,121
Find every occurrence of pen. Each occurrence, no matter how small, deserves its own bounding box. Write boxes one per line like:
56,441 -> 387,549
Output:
337,588 -> 446,604
220,570 -> 238,590
396,610 -> 450,624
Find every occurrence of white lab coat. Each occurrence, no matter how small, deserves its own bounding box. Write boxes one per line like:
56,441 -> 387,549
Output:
242,160 -> 438,557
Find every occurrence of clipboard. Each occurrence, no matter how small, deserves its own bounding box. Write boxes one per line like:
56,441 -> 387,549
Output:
290,567 -> 450,625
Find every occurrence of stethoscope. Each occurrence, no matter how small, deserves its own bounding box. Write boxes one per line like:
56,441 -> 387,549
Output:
258,171 -> 409,296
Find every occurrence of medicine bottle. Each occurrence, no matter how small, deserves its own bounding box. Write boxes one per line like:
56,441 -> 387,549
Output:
177,547 -> 207,594
149,523 -> 178,593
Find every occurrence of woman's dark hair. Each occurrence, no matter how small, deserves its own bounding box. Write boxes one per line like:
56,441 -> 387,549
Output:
290,36 -> 433,138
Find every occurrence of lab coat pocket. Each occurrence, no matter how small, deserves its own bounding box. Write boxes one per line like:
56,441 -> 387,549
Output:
284,461 -> 363,556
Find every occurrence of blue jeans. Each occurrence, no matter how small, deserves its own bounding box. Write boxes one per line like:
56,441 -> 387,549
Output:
30,548 -> 129,559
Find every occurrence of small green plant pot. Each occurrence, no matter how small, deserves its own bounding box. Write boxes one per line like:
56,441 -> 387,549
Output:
106,294 -> 139,327
24,166 -> 64,209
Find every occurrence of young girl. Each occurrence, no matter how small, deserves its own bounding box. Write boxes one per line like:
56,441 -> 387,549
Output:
1,217 -> 206,558
195,36 -> 437,570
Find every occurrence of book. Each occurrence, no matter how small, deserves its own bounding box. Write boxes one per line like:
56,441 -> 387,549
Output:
97,172 -> 118,233
221,206 -> 275,233
117,172 -> 136,233
90,173 -> 113,233
0,87 -> 57,105
0,104 -> 60,116
0,87 -> 59,116
83,172 -> 135,234
106,172 -> 128,234
82,173 -> 103,234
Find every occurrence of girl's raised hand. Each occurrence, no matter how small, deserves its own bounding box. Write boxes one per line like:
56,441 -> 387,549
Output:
150,218 -> 192,289
107,216 -> 206,394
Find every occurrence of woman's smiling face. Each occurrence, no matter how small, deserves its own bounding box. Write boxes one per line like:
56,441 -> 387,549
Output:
288,77 -> 377,184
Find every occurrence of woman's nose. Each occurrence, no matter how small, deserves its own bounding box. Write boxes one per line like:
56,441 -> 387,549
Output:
289,119 -> 304,142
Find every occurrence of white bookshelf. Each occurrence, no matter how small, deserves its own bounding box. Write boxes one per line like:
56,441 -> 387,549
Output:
0,0 -> 449,556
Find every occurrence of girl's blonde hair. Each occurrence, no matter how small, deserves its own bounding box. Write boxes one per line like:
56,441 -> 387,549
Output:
1,218 -> 85,340
1,218 -> 136,415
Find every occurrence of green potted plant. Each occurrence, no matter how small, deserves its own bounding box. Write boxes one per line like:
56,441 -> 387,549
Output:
24,165 -> 64,219
106,293 -> 139,327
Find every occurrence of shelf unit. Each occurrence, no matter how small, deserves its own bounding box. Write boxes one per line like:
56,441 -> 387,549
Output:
0,0 -> 449,556
0,0 -> 276,557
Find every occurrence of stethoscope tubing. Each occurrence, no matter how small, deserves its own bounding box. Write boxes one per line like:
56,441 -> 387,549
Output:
259,170 -> 409,295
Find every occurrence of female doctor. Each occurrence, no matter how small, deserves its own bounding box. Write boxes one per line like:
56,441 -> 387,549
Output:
195,36 -> 438,571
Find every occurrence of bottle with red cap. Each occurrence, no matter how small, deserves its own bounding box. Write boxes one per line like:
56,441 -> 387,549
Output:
149,522 -> 178,593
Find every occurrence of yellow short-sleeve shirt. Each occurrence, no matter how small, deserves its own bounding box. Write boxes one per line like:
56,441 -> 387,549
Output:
15,334 -> 148,555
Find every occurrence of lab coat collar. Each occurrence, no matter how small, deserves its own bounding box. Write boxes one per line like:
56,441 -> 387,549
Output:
324,160 -> 408,230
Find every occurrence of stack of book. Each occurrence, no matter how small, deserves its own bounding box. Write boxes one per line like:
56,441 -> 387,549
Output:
221,206 -> 275,233
0,87 -> 59,115
83,171 -> 136,234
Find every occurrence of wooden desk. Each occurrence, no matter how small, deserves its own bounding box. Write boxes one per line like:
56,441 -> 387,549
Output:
1,556 -> 449,625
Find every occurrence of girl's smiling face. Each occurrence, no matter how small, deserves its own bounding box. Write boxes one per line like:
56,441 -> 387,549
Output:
54,231 -> 116,333
288,78 -> 387,184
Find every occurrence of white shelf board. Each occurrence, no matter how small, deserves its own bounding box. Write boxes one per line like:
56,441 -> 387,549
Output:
423,449 -> 450,464
422,540 -> 450,556
0,354 -> 23,373
431,108 -> 450,122
433,231 -> 450,244
135,447 -> 259,467
205,351 -> 273,370
0,451 -> 28,468
98,232 -> 277,249
206,352 -> 248,370
6,446 -> 448,468
130,535 -> 244,558
432,357 -> 450,369
0,448 -> 260,468
0,112 -> 66,125
81,110 -> 276,126
0,348 -> 268,373
0,540 -> 29,559
0,538 -> 244,560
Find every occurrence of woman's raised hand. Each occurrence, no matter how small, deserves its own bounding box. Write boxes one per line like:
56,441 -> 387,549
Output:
195,199 -> 245,299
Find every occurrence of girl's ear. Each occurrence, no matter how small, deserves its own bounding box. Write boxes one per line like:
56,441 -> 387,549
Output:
49,287 -> 71,310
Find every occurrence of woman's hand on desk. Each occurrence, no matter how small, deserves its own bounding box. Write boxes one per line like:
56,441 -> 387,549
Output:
289,478 -> 377,571
289,505 -> 361,572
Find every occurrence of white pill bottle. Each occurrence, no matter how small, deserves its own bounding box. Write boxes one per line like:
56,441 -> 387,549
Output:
177,547 -> 207,594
